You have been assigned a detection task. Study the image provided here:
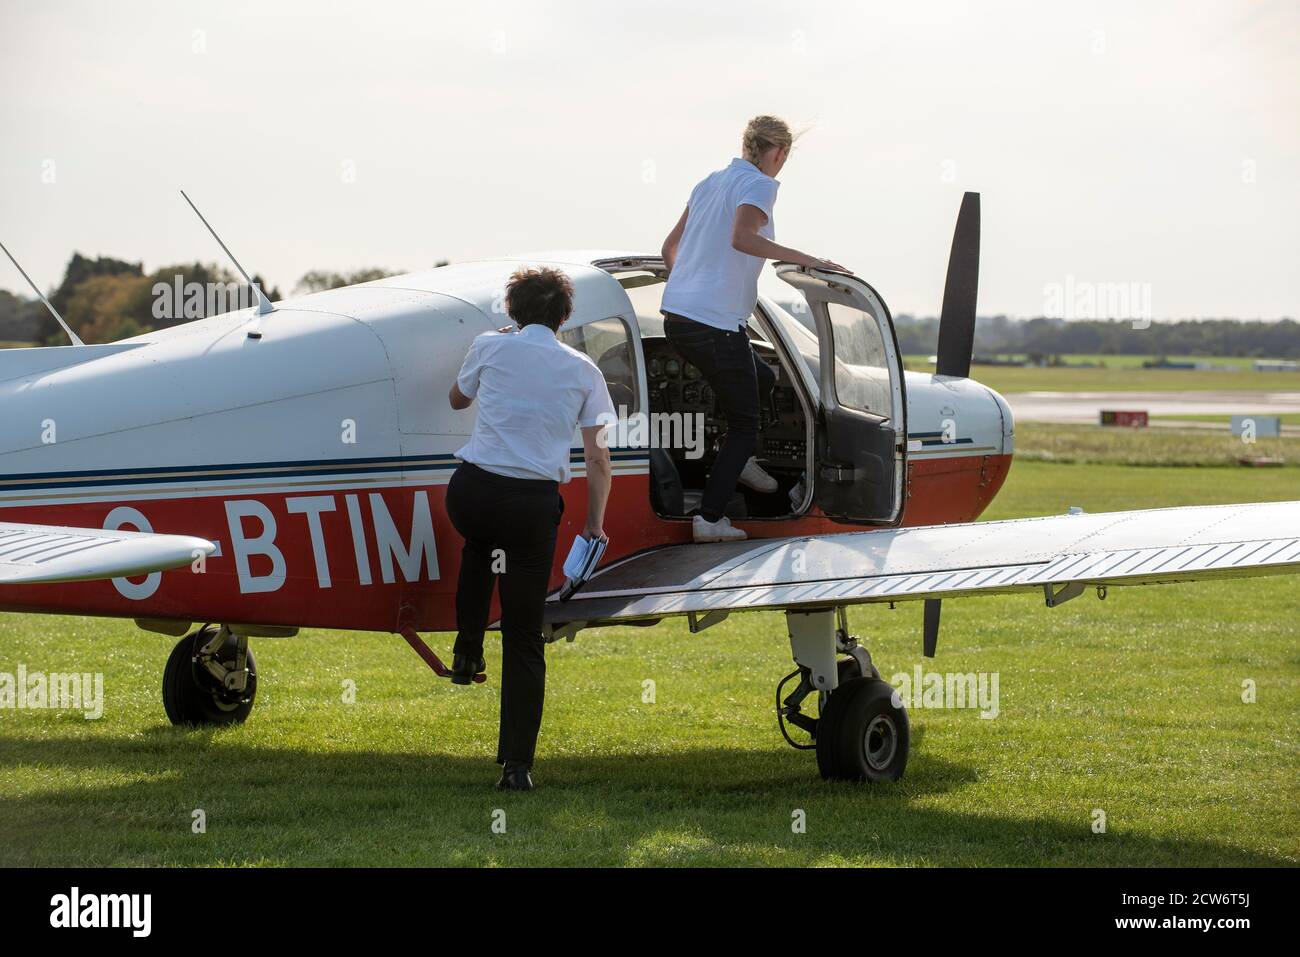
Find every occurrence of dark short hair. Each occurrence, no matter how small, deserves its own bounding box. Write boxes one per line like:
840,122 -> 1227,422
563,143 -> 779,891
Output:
505,266 -> 574,331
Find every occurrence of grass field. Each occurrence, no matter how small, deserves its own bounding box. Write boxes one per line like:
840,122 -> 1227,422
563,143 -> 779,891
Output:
914,353 -> 1296,371
1151,413 -> 1300,427
1,461 -> 1297,867
1030,354 -> 1287,370
1016,423 -> 1300,467
904,355 -> 1300,393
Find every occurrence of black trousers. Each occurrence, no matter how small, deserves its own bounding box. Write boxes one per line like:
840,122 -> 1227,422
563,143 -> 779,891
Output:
664,312 -> 777,522
445,462 -> 562,768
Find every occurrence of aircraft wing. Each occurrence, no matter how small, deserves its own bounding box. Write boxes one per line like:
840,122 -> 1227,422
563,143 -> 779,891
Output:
0,522 -> 215,585
544,501 -> 1300,635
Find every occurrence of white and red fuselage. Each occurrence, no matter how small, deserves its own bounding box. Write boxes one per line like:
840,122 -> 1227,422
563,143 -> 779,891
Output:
0,253 -> 1013,634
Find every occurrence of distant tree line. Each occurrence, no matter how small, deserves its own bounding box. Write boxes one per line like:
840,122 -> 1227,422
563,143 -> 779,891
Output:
0,254 -> 286,346
779,305 -> 1297,360
0,254 -> 447,347
888,313 -> 1298,359
1,254 -> 1294,356
294,267 -> 427,294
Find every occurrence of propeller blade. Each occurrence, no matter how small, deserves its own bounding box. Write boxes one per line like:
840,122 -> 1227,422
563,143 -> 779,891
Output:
923,598 -> 941,658
935,191 -> 980,378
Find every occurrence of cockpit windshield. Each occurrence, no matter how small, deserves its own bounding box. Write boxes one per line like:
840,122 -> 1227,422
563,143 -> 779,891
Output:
763,299 -> 821,391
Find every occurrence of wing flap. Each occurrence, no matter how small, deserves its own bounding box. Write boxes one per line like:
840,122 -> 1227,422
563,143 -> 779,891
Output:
0,522 -> 215,585
545,501 -> 1300,627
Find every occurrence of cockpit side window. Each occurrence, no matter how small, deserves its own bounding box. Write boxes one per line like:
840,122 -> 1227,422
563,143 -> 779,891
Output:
558,317 -> 639,414
826,301 -> 893,418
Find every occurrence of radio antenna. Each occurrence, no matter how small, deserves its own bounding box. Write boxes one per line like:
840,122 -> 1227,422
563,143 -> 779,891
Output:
0,239 -> 84,346
179,189 -> 274,317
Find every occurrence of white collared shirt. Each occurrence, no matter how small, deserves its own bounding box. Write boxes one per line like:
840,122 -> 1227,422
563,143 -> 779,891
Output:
455,323 -> 615,482
660,157 -> 780,332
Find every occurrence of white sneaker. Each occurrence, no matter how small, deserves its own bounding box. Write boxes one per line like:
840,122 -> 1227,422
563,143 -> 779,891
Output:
693,514 -> 748,543
738,456 -> 778,493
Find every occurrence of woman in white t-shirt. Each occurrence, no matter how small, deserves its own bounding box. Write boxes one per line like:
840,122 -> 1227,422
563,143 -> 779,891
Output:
660,115 -> 844,542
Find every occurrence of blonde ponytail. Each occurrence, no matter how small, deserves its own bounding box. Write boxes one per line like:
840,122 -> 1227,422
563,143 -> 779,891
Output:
742,115 -> 795,165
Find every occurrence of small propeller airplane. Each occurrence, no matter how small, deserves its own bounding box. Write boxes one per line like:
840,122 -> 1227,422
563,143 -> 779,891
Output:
2,192 -> 1297,782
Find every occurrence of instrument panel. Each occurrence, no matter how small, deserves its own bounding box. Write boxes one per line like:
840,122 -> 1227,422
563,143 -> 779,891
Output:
642,338 -> 808,469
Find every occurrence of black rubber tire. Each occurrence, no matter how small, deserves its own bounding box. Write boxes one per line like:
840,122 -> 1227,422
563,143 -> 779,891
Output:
162,627 -> 257,726
815,657 -> 883,733
837,656 -> 880,684
816,677 -> 909,782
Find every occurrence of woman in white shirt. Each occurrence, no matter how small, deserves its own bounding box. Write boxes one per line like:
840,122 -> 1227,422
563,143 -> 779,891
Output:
660,115 -> 843,542
447,266 -> 614,791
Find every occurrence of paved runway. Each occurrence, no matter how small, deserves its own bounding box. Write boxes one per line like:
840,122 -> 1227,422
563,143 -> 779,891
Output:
1005,390 -> 1300,434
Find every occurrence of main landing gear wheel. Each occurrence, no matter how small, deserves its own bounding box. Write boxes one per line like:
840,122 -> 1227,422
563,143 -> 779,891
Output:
781,608 -> 906,781
816,676 -> 909,782
162,625 -> 257,726
826,655 -> 879,697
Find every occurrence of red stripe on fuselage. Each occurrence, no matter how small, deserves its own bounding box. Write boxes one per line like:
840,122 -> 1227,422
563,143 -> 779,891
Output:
0,453 -> 1010,632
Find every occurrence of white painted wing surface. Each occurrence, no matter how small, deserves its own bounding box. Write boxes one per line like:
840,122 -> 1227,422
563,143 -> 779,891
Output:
0,522 -> 216,584
544,501 -> 1300,626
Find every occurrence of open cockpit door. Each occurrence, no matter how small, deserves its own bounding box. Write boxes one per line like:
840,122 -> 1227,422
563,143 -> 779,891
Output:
775,265 -> 907,524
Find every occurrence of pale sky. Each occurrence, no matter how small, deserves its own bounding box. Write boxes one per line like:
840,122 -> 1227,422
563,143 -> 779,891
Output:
1,0 -> 1296,319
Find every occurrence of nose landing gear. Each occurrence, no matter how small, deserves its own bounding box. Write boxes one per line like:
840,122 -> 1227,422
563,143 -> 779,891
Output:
778,606 -> 909,782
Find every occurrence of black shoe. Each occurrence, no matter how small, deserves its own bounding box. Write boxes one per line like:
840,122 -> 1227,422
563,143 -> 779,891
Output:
449,653 -> 485,685
496,762 -> 534,791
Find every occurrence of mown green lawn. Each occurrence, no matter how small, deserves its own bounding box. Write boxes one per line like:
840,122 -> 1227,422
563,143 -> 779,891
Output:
1,461 -> 1296,867
1015,423 -> 1300,467
909,353 -> 1297,371
903,355 -> 1300,393
1151,413 -> 1300,427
